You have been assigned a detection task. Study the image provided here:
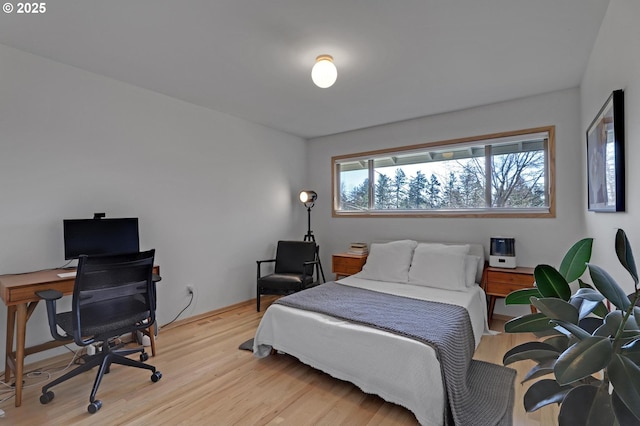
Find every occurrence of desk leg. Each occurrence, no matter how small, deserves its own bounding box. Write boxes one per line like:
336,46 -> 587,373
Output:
148,326 -> 156,357
4,305 -> 16,384
487,296 -> 497,327
14,303 -> 27,407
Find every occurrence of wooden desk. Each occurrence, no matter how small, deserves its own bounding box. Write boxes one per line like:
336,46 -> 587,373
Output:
0,266 -> 159,407
482,266 -> 535,325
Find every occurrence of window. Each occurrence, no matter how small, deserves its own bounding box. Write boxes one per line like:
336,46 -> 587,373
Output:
333,126 -> 555,218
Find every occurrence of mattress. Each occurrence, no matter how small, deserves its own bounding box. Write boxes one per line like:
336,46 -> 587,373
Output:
253,276 -> 489,426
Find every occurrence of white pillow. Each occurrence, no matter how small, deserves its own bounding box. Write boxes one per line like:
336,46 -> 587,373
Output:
355,240 -> 418,283
413,242 -> 470,255
465,255 -> 482,287
408,248 -> 468,291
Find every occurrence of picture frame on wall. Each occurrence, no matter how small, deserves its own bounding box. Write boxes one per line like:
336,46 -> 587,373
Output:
586,89 -> 625,212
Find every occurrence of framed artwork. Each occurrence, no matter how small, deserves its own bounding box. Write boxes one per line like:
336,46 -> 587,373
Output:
587,89 -> 625,212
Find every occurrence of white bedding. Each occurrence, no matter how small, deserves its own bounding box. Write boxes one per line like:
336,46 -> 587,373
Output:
253,276 -> 489,426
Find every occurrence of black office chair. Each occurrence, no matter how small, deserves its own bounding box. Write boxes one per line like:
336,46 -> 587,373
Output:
256,240 -> 319,311
36,250 -> 162,414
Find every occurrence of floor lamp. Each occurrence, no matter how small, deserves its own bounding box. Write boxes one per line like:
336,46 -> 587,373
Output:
299,190 -> 325,283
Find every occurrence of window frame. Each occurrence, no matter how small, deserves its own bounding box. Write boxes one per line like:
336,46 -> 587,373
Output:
332,126 -> 556,218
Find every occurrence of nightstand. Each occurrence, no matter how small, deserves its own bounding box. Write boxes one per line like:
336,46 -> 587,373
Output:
332,253 -> 368,279
482,266 -> 535,324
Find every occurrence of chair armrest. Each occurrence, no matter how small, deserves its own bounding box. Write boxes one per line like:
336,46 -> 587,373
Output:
257,259 -> 276,279
303,260 -> 318,277
36,289 -> 71,342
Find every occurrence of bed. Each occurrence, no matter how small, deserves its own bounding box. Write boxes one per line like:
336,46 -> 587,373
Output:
253,240 -> 514,426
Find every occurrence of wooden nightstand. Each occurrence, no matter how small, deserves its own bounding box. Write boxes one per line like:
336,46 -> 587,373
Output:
482,266 -> 535,324
332,253 -> 368,279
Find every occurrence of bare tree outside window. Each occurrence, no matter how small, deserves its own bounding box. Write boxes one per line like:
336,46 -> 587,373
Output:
333,127 -> 554,218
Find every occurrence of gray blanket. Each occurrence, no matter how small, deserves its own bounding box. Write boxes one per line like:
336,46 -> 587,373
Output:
275,282 -> 515,426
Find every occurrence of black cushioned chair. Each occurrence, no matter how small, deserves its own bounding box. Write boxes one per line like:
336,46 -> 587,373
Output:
36,250 -> 162,414
256,241 -> 319,311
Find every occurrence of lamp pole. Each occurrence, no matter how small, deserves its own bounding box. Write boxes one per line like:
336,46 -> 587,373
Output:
304,205 -> 314,242
300,190 -> 325,283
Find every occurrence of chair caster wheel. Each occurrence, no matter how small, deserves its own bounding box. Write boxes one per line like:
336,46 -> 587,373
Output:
40,390 -> 54,404
151,371 -> 162,382
140,352 -> 149,362
88,400 -> 102,414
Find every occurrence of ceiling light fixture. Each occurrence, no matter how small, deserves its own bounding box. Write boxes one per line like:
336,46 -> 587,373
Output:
311,55 -> 337,88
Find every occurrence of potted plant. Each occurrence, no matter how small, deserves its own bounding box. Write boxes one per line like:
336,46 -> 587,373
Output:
503,229 -> 640,425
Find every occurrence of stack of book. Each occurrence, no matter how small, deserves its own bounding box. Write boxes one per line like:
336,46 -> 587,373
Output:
348,242 -> 369,255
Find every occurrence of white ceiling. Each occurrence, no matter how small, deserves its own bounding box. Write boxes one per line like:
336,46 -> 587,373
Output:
0,0 -> 610,138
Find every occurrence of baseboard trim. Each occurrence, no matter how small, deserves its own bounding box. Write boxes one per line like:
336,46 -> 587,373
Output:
160,298 -> 257,331
159,296 -> 280,331
492,313 -> 514,322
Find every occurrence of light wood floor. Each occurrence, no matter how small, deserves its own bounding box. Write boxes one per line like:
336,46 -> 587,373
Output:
0,297 -> 558,425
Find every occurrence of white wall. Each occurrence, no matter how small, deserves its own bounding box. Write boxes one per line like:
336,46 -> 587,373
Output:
307,88 -> 585,316
581,0 -> 640,294
0,44 -> 307,364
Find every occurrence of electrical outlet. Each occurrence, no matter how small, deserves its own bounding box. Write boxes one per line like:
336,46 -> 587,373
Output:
186,285 -> 194,295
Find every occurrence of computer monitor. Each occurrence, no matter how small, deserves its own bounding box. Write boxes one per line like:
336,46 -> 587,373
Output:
63,217 -> 140,260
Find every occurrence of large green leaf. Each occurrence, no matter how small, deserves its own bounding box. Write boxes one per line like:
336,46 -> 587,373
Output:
615,229 -> 639,285
505,313 -> 554,333
503,341 -> 560,365
574,300 -> 604,321
505,288 -> 541,305
559,238 -> 593,283
635,307 -> 640,329
573,287 -> 606,302
621,339 -> 640,364
554,336 -> 613,385
544,335 -> 570,352
593,302 -> 611,319
535,265 -> 571,300
578,279 -> 611,318
558,385 -> 614,426
533,328 -> 563,338
612,391 -> 640,426
608,354 -> 640,421
588,385 -> 615,426
551,319 -> 592,340
618,331 -> 640,346
523,379 -> 572,412
531,297 -> 579,324
622,338 -> 640,352
588,264 -> 632,310
632,294 -> 640,310
602,311 -> 639,332
570,288 -> 607,321
594,312 -> 623,338
522,359 -> 556,383
625,314 -> 640,331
